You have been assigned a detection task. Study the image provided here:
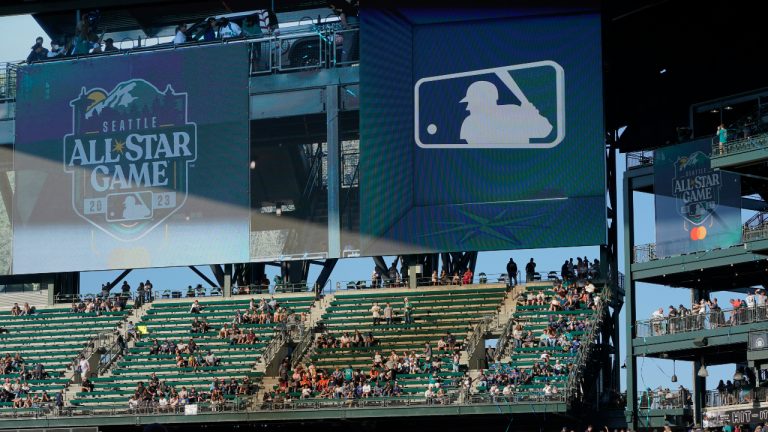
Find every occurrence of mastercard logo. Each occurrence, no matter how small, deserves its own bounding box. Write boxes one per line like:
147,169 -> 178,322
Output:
690,226 -> 707,241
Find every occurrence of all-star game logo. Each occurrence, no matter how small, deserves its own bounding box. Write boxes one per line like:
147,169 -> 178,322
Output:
673,150 -> 721,241
63,79 -> 197,241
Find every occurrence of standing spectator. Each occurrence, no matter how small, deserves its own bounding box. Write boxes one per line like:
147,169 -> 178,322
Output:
173,24 -> 188,44
328,0 -> 359,63
202,17 -> 218,41
371,268 -> 379,288
403,297 -> 413,325
717,124 -> 728,155
651,308 -> 665,335
525,258 -> 537,282
370,302 -> 381,326
383,303 -> 393,326
26,37 -> 48,64
506,258 -> 518,286
78,356 -> 90,382
242,15 -> 262,37
145,280 -> 153,302
217,17 -> 242,39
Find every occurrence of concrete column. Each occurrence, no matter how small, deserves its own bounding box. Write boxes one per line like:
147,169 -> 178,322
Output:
223,264 -> 232,298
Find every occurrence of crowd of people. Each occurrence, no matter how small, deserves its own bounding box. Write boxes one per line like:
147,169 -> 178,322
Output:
648,289 -> 768,336
9,302 -> 36,317
264,329 -> 463,405
24,0 -> 360,65
125,374 -> 255,412
68,296 -> 128,314
0,353 -> 58,409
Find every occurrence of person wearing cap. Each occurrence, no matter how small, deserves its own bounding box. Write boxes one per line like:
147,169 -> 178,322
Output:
103,38 -> 117,52
26,37 -> 48,64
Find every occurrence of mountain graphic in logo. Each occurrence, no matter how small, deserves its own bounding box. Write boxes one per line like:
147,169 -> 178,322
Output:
72,79 -> 186,135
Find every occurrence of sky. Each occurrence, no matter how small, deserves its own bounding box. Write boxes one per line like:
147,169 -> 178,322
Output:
0,13 -> 743,395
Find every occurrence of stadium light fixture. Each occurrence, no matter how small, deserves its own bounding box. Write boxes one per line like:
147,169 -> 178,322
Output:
697,365 -> 709,378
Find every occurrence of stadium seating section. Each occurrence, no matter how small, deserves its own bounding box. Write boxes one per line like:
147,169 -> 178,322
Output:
0,305 -> 132,413
279,285 -> 509,401
70,295 -> 314,411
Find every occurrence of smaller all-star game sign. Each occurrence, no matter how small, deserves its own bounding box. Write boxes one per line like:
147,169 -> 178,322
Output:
654,138 -> 742,258
64,80 -> 197,241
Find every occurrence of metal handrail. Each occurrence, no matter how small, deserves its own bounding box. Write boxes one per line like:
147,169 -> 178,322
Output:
636,304 -> 768,338
291,327 -> 315,369
626,150 -> 655,169
705,387 -> 765,408
637,389 -> 691,410
711,132 -> 768,157
326,273 -> 510,294
466,315 -> 494,361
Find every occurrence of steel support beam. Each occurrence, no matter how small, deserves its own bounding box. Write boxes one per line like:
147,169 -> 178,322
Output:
189,266 -> 218,288
105,269 -> 132,292
314,258 -> 338,295
326,84 -> 341,258
624,174 -> 638,430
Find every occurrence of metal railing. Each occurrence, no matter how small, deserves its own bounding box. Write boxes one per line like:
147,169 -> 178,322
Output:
711,132 -> 768,157
291,327 -> 315,369
0,62 -> 17,102
744,221 -> 768,243
262,331 -> 287,369
566,289 -> 609,405
326,273 -> 511,294
637,389 -> 691,410
636,304 -> 768,338
261,390 -> 564,411
0,27 -> 360,108
706,387 -> 767,408
632,243 -> 658,264
626,150 -> 655,169
466,315 -> 495,362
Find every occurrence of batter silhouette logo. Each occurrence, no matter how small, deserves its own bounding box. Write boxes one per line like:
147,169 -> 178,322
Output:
63,79 -> 197,241
414,61 -> 565,149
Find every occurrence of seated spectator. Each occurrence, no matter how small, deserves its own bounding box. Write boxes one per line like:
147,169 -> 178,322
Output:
10,303 -> 21,317
189,299 -> 203,314
81,377 -> 94,392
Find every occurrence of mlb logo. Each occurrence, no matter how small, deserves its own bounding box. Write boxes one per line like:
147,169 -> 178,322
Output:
414,61 -> 565,149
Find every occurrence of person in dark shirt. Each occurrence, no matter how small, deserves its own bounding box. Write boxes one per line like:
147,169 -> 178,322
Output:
525,258 -> 537,282
103,38 -> 117,52
26,37 -> 48,64
506,258 -> 518,286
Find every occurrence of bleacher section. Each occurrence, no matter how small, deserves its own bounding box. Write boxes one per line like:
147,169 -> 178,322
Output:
281,285 -> 509,402
0,305 -> 132,413
479,282 -> 597,399
70,295 -> 314,411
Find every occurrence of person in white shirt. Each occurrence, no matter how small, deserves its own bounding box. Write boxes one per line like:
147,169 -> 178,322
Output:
173,24 -> 188,44
79,357 -> 90,381
746,292 -> 756,308
217,17 -> 242,39
584,281 -> 596,294
543,383 -> 553,397
362,382 -> 372,398
651,308 -> 665,335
